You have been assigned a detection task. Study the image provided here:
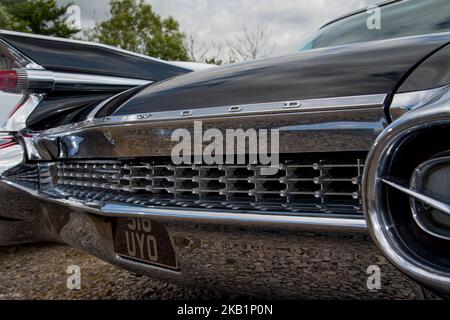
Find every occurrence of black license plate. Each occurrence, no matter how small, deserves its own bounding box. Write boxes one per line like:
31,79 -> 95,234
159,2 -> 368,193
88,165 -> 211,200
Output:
113,218 -> 178,270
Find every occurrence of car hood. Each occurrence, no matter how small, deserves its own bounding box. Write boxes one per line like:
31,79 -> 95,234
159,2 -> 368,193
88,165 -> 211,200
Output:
112,33 -> 450,116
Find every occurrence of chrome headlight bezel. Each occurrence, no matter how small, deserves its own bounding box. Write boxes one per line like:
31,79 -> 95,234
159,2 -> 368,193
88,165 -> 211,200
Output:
364,86 -> 450,294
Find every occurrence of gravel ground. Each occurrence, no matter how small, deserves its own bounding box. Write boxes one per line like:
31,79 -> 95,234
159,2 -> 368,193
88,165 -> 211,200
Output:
0,243 -> 235,300
0,243 -> 416,300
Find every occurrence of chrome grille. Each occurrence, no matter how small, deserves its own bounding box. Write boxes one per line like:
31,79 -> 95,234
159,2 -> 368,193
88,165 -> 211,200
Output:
50,155 -> 365,215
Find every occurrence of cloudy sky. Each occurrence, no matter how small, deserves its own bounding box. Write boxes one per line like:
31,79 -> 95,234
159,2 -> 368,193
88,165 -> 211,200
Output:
58,0 -> 381,57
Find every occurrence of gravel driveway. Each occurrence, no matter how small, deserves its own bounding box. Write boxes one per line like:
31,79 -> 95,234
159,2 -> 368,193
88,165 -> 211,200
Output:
0,243 -> 416,300
0,243 -> 234,300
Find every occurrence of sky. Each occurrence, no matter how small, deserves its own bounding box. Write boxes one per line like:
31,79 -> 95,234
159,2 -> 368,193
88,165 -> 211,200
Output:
57,0 -> 382,57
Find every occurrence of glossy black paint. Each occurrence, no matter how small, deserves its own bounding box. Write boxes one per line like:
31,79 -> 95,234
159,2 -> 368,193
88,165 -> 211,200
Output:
398,43 -> 450,93
113,34 -> 450,116
27,84 -> 152,131
0,33 -> 190,81
27,93 -> 113,130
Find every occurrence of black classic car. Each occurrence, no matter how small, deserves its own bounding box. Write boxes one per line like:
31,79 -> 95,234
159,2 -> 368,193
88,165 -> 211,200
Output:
1,0 -> 450,299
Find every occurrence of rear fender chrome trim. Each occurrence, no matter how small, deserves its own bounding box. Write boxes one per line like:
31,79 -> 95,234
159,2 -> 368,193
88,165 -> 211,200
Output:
21,69 -> 152,93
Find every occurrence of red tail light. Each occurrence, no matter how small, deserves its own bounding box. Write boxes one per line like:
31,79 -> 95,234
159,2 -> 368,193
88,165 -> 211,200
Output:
0,70 -> 18,91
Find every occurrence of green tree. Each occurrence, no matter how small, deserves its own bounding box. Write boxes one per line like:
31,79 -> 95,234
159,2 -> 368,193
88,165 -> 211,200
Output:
89,0 -> 188,61
0,0 -> 79,38
0,4 -> 13,30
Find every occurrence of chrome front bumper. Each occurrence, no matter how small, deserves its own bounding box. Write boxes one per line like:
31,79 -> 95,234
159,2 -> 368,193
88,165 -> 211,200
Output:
0,179 -> 417,299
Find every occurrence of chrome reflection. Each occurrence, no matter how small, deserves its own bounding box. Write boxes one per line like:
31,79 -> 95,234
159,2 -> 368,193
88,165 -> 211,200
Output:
0,94 -> 44,131
42,93 -> 387,136
364,86 -> 450,294
34,98 -> 385,161
0,134 -> 24,176
390,85 -> 449,121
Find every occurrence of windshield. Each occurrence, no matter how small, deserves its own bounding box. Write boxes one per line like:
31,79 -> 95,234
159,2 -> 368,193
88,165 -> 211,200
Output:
301,0 -> 450,50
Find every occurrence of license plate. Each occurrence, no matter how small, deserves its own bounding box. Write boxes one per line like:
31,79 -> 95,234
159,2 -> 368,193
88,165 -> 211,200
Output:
113,218 -> 178,270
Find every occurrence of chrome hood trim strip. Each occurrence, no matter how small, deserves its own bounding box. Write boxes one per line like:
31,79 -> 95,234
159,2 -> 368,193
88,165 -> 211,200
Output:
26,93 -> 386,160
111,93 -> 387,121
44,93 -> 387,136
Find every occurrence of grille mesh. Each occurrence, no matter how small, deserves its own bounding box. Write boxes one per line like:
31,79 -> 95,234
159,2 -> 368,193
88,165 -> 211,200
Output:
51,156 -> 365,215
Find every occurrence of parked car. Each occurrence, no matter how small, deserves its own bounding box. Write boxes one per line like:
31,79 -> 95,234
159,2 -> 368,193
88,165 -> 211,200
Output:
1,0 -> 450,299
0,34 -> 210,132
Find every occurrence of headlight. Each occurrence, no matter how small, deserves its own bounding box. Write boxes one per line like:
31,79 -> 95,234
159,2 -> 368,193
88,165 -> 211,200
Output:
411,157 -> 450,240
364,86 -> 450,297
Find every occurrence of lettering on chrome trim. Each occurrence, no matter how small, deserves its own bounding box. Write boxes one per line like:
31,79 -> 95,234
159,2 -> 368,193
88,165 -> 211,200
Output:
42,94 -> 387,136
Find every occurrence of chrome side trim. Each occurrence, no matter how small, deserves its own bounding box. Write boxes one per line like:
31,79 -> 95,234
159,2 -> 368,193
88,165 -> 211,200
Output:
52,72 -> 151,87
22,69 -> 152,92
390,85 -> 449,121
44,93 -> 387,136
382,178 -> 450,216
